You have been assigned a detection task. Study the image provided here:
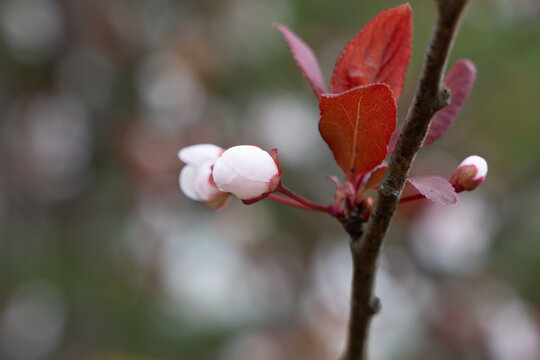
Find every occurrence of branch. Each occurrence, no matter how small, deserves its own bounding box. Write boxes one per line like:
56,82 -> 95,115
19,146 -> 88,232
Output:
340,1 -> 471,359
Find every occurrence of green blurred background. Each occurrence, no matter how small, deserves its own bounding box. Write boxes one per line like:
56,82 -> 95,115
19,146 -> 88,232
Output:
1,0 -> 539,359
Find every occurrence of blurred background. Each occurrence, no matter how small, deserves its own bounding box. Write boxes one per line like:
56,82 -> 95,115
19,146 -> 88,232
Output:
1,0 -> 540,359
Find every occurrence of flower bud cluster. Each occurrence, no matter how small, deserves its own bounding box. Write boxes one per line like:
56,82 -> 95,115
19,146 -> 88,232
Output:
178,144 -> 281,206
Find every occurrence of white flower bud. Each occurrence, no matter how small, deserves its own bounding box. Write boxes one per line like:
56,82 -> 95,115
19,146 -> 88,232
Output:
178,144 -> 224,201
449,155 -> 488,192
212,145 -> 280,200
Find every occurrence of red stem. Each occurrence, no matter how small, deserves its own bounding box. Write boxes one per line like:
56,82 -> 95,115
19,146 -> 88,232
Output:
277,184 -> 333,214
267,193 -> 312,210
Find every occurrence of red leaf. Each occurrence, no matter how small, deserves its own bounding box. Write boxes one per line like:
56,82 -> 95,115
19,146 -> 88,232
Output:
319,84 -> 397,179
360,164 -> 387,194
273,23 -> 327,97
386,60 -> 477,153
423,59 -> 477,146
407,176 -> 457,205
330,3 -> 412,101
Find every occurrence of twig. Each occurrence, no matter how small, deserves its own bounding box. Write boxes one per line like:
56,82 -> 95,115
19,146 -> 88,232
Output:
340,1 -> 471,359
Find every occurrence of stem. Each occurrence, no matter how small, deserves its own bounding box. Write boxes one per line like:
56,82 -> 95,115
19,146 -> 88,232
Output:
341,1 -> 471,359
267,193 -> 312,210
277,184 -> 333,214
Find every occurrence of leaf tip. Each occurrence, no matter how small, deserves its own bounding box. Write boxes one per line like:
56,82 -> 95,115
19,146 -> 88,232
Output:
330,3 -> 413,99
274,22 -> 327,97
398,2 -> 412,13
456,58 -> 478,79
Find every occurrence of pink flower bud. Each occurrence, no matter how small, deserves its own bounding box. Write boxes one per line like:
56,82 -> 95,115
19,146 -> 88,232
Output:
178,144 -> 225,202
449,155 -> 488,192
212,145 -> 281,200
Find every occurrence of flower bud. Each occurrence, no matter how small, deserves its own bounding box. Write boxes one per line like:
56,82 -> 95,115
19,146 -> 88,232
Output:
449,155 -> 488,192
212,145 -> 280,200
178,144 -> 225,202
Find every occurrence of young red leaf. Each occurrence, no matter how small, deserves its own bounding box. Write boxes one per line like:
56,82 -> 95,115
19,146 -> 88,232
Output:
407,176 -> 457,205
423,59 -> 477,146
330,3 -> 412,101
319,84 -> 397,179
386,60 -> 477,154
360,164 -> 387,194
273,23 -> 327,97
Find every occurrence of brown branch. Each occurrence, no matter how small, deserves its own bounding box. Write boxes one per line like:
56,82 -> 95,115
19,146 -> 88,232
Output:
340,1 -> 471,359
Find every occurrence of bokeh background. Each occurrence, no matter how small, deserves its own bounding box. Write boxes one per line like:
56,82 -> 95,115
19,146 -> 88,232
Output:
1,0 -> 540,359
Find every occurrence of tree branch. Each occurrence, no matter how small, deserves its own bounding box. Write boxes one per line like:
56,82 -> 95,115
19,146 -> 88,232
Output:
340,1 -> 470,359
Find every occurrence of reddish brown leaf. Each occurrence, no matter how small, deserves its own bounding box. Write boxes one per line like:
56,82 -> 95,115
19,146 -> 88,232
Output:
407,176 -> 457,205
423,59 -> 477,146
330,3 -> 412,101
361,164 -> 387,194
273,23 -> 327,97
319,84 -> 397,179
386,60 -> 477,154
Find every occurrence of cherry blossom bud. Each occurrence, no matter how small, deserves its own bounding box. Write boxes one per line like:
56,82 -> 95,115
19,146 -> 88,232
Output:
212,145 -> 281,200
178,144 -> 226,202
449,155 -> 488,192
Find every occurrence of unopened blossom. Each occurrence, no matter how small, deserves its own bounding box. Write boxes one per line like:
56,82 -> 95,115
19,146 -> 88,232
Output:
449,155 -> 488,192
178,144 -> 227,203
212,145 -> 280,200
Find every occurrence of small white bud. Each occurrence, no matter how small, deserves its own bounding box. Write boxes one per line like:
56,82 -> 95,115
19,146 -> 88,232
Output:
450,155 -> 488,192
212,145 -> 280,200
